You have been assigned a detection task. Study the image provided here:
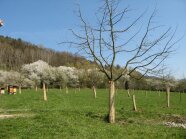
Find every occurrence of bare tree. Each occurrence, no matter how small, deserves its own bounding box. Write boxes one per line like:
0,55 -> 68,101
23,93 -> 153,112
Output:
62,0 -> 178,123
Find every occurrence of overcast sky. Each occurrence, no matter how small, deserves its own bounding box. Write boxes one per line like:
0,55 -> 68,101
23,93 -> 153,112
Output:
0,0 -> 186,78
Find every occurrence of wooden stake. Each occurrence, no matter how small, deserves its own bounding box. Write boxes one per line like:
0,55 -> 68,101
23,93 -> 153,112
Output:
93,86 -> 96,98
35,81 -> 38,92
127,89 -> 131,97
43,82 -> 47,101
66,86 -> 68,94
132,95 -> 137,111
19,86 -> 21,94
166,87 -> 170,107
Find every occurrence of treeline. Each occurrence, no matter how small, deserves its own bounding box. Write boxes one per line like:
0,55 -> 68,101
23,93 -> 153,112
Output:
0,35 -> 91,70
0,36 -> 185,92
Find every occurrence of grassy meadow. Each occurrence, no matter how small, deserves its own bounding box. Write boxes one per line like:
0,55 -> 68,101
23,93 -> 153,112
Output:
0,88 -> 185,139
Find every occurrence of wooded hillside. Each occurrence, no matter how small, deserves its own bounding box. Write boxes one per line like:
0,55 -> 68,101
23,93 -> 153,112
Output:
0,35 -> 91,70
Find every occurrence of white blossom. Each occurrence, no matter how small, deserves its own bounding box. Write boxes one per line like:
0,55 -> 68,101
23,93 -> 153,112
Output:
57,66 -> 79,87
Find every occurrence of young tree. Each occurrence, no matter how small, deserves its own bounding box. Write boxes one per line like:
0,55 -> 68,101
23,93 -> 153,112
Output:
62,0 -> 178,123
78,69 -> 88,88
10,71 -> 26,94
55,67 -> 68,91
22,63 -> 41,92
0,70 -> 11,89
58,66 -> 79,90
176,78 -> 186,93
161,71 -> 175,107
0,70 -> 33,92
41,66 -> 56,93
88,68 -> 104,98
22,60 -> 52,101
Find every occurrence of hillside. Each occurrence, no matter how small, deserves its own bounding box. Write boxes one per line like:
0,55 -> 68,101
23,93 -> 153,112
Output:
0,35 -> 91,70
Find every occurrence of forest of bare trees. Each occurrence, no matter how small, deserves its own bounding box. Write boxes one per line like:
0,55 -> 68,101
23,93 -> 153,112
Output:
0,36 -> 91,70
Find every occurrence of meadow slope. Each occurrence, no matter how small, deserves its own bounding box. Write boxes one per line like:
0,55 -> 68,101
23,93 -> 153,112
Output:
0,89 -> 185,138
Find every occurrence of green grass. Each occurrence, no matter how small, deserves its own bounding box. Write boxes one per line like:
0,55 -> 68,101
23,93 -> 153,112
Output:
0,89 -> 185,139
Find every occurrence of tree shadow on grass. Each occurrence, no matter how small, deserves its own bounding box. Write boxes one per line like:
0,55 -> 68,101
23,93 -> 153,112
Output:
85,112 -> 109,122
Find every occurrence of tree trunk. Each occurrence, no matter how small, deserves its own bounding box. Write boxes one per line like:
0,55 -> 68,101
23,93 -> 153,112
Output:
43,82 -> 47,101
127,89 -> 131,97
92,85 -> 96,98
109,81 -> 115,123
60,86 -> 62,92
19,86 -> 21,94
79,87 -> 80,92
132,95 -> 137,111
166,86 -> 170,107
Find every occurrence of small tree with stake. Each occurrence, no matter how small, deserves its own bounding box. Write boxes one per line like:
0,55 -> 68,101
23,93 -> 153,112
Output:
87,68 -> 105,98
160,68 -> 176,107
62,0 -> 179,123
55,66 -> 68,91
22,60 -> 52,101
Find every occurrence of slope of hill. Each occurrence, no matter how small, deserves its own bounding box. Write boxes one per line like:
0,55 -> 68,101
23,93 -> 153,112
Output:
0,35 -> 91,70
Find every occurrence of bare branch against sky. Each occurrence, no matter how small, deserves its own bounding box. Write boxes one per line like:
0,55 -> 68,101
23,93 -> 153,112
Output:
62,0 -> 179,81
